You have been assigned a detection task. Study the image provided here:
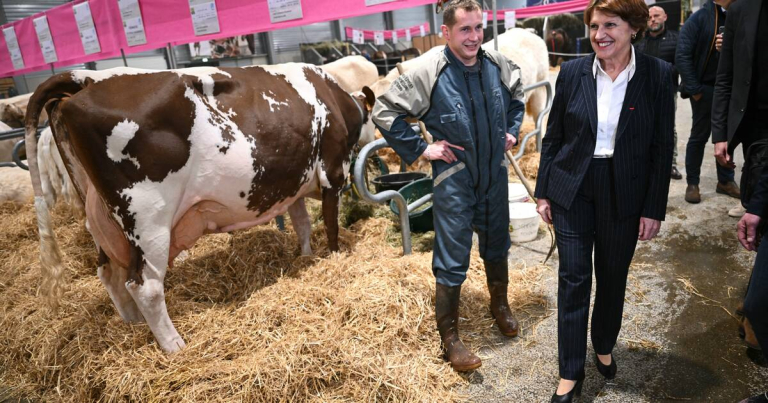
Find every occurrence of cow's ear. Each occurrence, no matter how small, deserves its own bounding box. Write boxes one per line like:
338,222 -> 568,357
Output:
362,86 -> 376,110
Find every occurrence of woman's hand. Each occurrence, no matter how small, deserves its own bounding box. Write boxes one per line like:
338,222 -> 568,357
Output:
537,198 -> 552,225
638,217 -> 661,241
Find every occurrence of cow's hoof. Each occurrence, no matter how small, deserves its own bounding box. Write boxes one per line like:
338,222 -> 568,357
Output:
160,337 -> 187,353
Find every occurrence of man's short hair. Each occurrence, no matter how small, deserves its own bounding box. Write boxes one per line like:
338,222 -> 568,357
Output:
443,0 -> 482,28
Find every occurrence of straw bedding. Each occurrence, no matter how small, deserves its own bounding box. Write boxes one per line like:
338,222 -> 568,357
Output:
0,199 -> 547,402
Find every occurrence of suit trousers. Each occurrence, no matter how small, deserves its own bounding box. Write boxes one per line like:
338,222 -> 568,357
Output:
551,158 -> 640,380
685,85 -> 735,185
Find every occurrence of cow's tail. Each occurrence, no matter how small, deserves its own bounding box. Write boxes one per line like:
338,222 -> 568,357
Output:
24,73 -> 84,308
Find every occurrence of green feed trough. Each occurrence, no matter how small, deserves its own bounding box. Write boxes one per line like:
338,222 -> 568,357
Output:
389,177 -> 434,233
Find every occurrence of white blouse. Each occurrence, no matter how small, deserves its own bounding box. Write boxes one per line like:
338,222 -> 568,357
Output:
592,46 -> 637,157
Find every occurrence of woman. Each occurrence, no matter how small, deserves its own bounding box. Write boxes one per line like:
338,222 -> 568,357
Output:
534,0 -> 675,400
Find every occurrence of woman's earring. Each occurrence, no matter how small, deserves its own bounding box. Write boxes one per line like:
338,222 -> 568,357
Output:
632,33 -> 637,40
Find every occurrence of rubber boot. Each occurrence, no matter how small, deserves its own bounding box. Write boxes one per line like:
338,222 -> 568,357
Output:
485,259 -> 519,337
435,283 -> 482,371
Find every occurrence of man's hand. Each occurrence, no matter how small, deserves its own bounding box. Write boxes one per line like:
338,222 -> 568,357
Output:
714,141 -> 736,169
715,33 -> 723,52
638,217 -> 661,241
738,212 -> 762,251
692,93 -> 703,101
505,133 -> 517,151
422,140 -> 465,163
536,198 -> 552,224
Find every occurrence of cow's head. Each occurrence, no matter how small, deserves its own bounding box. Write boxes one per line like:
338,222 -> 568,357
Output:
0,103 -> 24,128
352,86 -> 376,147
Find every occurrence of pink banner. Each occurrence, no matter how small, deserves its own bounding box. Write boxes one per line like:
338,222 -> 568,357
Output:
344,22 -> 430,41
0,0 -> 439,78
486,0 -> 589,20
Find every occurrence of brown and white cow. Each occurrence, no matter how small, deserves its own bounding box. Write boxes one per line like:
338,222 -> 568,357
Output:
25,64 -> 375,353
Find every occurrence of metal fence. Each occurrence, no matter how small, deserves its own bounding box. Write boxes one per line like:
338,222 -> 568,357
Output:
0,127 -> 42,169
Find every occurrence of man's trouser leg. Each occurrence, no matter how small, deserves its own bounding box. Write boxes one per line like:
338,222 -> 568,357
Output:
474,169 -> 517,337
432,167 -> 479,370
685,86 -> 734,185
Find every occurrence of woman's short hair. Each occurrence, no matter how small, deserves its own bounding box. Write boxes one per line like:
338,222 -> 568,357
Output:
584,0 -> 649,42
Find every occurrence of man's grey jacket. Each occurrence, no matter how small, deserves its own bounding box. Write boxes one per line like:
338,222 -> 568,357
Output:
372,46 -> 526,192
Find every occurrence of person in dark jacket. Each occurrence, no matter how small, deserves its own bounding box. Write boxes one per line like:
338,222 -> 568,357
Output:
712,0 -> 768,401
637,5 -> 682,180
372,0 -> 526,372
675,0 -> 739,203
535,0 -> 674,399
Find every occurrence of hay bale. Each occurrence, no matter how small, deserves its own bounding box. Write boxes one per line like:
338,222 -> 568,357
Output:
0,199 -> 547,401
518,152 -> 541,180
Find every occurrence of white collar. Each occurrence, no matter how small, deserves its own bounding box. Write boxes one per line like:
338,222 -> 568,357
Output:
592,45 -> 636,81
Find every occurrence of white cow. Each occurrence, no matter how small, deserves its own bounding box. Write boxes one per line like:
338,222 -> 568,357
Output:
320,56 -> 379,146
0,93 -> 38,128
487,28 -> 550,123
37,127 -> 83,213
0,127 -> 81,209
0,166 -> 33,204
319,56 -> 379,93
0,121 -> 16,162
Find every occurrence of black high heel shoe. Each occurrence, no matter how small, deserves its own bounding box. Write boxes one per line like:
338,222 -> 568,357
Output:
550,378 -> 584,403
595,353 -> 617,380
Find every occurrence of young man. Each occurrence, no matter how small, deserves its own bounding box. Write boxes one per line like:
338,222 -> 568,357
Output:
676,0 -> 739,203
637,5 -> 682,180
372,0 -> 525,371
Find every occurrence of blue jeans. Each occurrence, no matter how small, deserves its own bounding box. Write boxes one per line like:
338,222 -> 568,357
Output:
685,85 -> 735,185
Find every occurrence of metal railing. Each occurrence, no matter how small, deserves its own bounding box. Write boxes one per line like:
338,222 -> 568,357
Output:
0,126 -> 45,169
354,138 -> 419,255
514,80 -> 553,160
351,79 -> 554,255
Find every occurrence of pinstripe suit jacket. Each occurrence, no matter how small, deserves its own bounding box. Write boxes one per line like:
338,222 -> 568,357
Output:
534,50 -> 675,221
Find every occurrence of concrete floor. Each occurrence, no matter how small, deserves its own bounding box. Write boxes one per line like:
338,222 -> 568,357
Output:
459,75 -> 768,402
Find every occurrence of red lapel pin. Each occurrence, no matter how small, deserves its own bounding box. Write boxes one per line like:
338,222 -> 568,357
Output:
629,107 -> 635,111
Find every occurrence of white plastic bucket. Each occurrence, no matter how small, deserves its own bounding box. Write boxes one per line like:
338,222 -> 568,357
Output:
509,202 -> 540,243
508,183 -> 530,203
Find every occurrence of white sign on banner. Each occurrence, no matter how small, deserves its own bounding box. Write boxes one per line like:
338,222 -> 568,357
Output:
351,29 -> 364,44
365,0 -> 396,5
33,16 -> 58,63
482,12 -> 488,29
373,31 -> 385,45
405,29 -> 411,41
73,2 -> 101,54
3,27 -> 24,70
189,0 -> 220,36
419,25 -> 426,37
117,0 -> 147,46
268,0 -> 303,24
504,11 -> 516,29
391,31 -> 398,44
